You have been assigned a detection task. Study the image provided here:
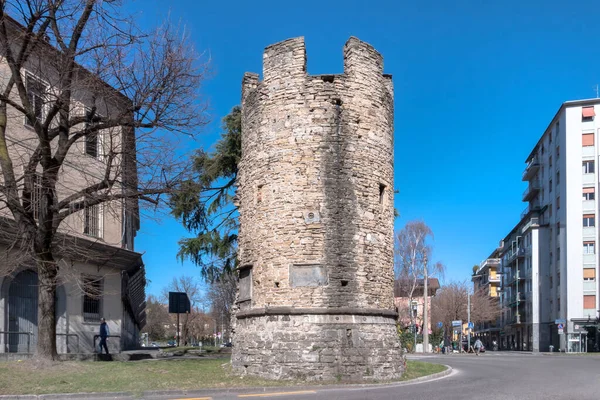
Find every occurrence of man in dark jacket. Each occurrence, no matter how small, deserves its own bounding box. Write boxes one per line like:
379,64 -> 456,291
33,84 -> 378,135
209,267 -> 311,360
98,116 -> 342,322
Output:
99,318 -> 110,354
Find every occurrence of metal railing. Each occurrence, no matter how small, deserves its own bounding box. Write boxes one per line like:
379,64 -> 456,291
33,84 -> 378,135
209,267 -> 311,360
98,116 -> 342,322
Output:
94,335 -> 121,353
0,331 -> 33,354
56,333 -> 80,354
522,157 -> 540,180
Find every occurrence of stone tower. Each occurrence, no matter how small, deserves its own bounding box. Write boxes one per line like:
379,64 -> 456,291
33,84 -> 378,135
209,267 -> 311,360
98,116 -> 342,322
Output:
232,37 -> 402,381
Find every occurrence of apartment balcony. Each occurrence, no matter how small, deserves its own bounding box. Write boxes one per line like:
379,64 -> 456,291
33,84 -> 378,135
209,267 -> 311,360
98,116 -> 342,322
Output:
522,157 -> 540,181
488,275 -> 501,283
507,272 -> 526,286
507,247 -> 526,263
507,314 -> 522,325
480,258 -> 501,270
509,292 -> 526,306
522,181 -> 541,202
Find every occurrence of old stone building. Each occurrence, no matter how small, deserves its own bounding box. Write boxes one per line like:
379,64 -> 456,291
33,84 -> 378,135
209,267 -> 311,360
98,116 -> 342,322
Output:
232,37 -> 402,380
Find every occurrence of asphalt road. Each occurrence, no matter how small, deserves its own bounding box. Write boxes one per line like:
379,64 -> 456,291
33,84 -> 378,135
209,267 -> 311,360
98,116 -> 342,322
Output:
143,353 -> 600,400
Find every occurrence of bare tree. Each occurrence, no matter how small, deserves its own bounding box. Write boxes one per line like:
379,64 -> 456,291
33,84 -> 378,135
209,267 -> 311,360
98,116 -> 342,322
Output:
430,281 -> 501,334
470,287 -> 502,326
207,271 -> 236,342
431,281 -> 469,333
0,1 -> 208,359
141,295 -> 171,341
394,221 -> 444,329
161,276 -> 205,346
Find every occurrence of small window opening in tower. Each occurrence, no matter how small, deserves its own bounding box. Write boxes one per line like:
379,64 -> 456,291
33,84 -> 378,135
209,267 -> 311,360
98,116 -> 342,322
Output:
257,184 -> 264,204
321,75 -> 335,83
379,183 -> 386,205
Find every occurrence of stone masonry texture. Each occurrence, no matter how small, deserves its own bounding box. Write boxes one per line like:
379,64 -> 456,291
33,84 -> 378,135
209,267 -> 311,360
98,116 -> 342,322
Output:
232,37 -> 403,381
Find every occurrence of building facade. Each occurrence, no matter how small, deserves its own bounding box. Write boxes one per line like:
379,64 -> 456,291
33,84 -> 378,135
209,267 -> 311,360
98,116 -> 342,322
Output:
0,16 -> 145,355
472,250 -> 502,347
232,37 -> 403,380
394,278 -> 440,333
482,99 -> 600,353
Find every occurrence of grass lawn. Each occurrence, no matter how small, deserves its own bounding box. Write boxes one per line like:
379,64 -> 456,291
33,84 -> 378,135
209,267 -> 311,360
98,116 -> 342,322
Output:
400,360 -> 447,381
0,357 -> 446,396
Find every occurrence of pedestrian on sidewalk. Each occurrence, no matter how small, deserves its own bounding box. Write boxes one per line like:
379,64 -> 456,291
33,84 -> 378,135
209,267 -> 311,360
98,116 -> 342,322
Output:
474,338 -> 483,356
98,318 -> 110,354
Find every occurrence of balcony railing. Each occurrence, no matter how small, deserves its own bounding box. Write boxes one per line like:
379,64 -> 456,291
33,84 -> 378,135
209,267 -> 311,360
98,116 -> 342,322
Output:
507,247 -> 526,263
488,275 -> 501,283
520,203 -> 542,220
480,258 -> 501,270
522,157 -> 540,181
509,292 -> 525,306
522,181 -> 541,202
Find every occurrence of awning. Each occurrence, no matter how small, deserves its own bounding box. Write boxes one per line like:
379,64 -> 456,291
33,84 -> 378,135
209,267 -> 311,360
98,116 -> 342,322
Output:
582,107 -> 596,118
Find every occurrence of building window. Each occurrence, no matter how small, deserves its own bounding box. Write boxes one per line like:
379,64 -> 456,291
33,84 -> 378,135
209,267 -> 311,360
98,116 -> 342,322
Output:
549,180 -> 552,193
583,160 -> 595,174
556,222 -> 560,235
549,156 -> 553,167
583,133 -> 595,147
583,187 -> 595,201
379,183 -> 387,205
556,146 -> 560,158
583,214 -> 596,227
556,171 -> 560,185
557,247 -> 560,261
557,297 -> 560,311
584,295 -> 596,309
85,133 -> 98,158
256,184 -> 263,204
556,196 -> 560,211
549,276 -> 553,289
24,74 -> 47,126
584,268 -> 596,281
25,173 -> 43,221
584,241 -> 596,254
582,106 -> 596,122
84,204 -> 103,238
82,275 -> 103,322
549,206 -> 553,218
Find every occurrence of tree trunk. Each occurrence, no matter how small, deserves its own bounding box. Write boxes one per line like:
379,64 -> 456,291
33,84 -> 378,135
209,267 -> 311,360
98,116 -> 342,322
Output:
36,254 -> 58,360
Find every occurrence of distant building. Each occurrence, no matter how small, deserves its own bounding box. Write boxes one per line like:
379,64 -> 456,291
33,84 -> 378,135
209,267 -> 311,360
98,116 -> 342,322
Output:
472,249 -> 502,347
481,99 -> 600,353
394,278 -> 440,332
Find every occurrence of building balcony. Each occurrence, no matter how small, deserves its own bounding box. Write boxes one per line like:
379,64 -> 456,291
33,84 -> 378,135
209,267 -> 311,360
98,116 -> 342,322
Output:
507,272 -> 526,286
520,204 -> 541,220
509,293 -> 525,306
522,181 -> 541,202
488,275 -> 501,283
507,247 -> 526,263
480,258 -> 501,269
522,157 -> 540,181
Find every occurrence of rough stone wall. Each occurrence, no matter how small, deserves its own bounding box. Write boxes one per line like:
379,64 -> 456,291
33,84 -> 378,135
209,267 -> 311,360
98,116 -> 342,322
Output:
233,37 -> 401,381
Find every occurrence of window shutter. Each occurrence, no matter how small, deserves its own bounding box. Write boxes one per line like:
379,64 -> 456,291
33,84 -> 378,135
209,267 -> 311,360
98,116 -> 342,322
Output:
582,133 -> 595,146
583,269 -> 596,279
583,295 -> 596,309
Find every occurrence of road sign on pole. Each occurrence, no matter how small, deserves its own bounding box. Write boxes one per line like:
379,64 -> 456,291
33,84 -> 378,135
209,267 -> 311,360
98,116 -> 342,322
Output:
557,323 -> 564,330
468,322 -> 474,329
451,320 -> 462,327
437,321 -> 443,329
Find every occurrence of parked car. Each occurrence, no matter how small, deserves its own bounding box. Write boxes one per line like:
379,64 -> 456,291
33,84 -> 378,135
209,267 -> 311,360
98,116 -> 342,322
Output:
167,340 -> 176,347
150,342 -> 159,347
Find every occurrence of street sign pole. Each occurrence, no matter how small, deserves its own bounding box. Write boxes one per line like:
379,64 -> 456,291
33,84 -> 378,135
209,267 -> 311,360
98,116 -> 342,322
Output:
177,312 -> 180,347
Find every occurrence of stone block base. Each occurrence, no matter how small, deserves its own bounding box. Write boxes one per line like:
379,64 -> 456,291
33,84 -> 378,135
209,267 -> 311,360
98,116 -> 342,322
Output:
231,311 -> 403,381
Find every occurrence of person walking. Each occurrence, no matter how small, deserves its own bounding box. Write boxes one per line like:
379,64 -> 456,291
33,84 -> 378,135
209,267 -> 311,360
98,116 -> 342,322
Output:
98,318 -> 110,354
474,337 -> 483,356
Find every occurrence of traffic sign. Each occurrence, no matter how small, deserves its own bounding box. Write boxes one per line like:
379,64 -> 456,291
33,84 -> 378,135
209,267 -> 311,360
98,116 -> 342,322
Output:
557,323 -> 564,330
558,329 -> 564,335
468,322 -> 474,329
555,319 -> 566,324
437,322 -> 443,328
451,320 -> 462,327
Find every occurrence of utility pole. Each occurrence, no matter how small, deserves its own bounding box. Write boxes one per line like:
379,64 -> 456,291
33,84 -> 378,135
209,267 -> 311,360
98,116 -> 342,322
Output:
423,255 -> 429,353
467,291 -> 471,351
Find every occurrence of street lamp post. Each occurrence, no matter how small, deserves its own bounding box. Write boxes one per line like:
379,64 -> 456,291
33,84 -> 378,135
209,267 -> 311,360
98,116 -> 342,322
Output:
423,255 -> 429,353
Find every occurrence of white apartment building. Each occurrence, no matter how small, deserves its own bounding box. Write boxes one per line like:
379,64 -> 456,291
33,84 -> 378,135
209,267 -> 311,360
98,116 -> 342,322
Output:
485,99 -> 600,353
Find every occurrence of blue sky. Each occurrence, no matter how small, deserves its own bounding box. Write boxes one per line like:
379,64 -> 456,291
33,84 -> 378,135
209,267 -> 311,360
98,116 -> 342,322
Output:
130,0 -> 600,296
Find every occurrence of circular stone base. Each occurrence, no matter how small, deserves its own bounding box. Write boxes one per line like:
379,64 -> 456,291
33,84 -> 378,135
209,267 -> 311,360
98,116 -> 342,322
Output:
231,311 -> 403,381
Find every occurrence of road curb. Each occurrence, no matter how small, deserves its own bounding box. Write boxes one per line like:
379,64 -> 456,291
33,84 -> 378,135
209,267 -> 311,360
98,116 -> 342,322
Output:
0,364 -> 453,399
